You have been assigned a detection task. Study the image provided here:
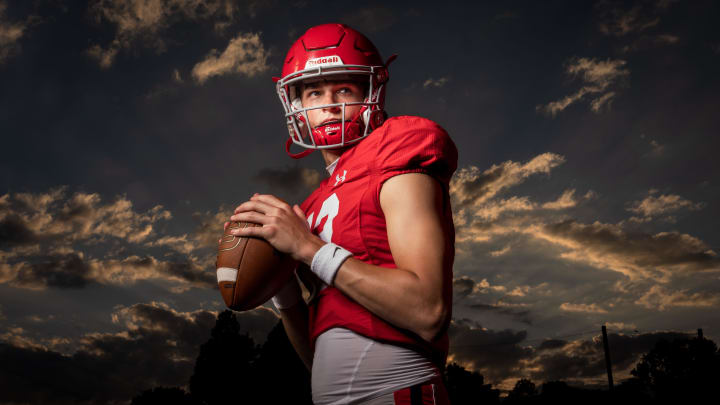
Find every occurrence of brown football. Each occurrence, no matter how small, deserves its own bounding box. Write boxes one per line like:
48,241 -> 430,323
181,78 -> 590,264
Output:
216,222 -> 296,311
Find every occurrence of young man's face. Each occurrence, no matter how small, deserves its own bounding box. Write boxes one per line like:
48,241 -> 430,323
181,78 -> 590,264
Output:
300,80 -> 365,129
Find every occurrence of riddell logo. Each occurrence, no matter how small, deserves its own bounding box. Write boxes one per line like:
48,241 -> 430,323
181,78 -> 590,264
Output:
305,56 -> 343,69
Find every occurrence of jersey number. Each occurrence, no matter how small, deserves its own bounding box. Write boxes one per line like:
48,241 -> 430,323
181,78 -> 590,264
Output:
306,193 -> 339,243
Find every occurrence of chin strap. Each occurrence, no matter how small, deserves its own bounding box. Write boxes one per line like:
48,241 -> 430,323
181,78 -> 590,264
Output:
286,137 -> 314,159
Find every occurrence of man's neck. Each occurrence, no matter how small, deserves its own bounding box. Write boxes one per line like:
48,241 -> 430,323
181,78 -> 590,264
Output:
321,149 -> 343,166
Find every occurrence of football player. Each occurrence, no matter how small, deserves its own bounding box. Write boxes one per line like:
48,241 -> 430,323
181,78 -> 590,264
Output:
229,23 -> 457,405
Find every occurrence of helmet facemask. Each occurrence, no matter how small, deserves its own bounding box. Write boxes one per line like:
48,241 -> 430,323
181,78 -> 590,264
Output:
277,66 -> 387,154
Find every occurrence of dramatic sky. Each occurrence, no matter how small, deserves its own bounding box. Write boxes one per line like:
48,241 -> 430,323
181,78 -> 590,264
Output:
1,0 -> 719,402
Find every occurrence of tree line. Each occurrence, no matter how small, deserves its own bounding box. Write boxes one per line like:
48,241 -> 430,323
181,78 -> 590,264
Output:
132,310 -> 720,404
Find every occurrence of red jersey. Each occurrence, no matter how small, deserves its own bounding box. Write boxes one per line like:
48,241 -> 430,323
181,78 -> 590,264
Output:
300,115 -> 458,366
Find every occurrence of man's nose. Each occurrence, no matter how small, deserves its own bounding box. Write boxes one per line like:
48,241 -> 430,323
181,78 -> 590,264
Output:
320,93 -> 342,112
322,101 -> 342,113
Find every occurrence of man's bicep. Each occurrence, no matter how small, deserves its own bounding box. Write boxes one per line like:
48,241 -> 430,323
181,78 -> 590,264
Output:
379,173 -> 450,284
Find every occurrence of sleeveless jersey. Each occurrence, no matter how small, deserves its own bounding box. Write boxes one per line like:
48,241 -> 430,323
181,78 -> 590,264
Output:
300,115 -> 458,367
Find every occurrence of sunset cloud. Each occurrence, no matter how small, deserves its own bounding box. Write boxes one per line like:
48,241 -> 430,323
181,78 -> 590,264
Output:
0,188 -> 222,291
0,188 -> 170,246
0,1 -> 26,64
0,252 -> 215,291
627,192 -> 705,222
635,285 -> 720,311
595,0 -> 681,54
537,57 -> 629,116
597,3 -> 660,37
448,319 -> 533,385
423,77 -> 450,89
534,220 -> 719,281
451,153 -> 566,210
88,0 -> 238,68
191,32 -> 269,83
559,302 -> 608,314
449,154 -> 720,283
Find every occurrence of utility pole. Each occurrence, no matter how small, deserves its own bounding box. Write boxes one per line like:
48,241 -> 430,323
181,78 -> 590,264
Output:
698,328 -> 704,340
601,325 -> 614,391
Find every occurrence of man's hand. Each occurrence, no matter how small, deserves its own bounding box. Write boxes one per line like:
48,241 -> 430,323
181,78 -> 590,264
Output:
229,194 -> 323,264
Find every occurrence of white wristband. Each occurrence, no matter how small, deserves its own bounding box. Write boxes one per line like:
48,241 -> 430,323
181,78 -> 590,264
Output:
311,243 -> 352,285
271,277 -> 303,310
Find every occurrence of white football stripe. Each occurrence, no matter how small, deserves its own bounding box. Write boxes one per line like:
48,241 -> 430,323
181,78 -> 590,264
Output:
216,267 -> 238,282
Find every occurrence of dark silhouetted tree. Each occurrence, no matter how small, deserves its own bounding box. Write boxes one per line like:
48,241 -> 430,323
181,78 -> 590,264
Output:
131,386 -> 197,405
444,362 -> 500,404
537,381 -> 606,405
504,378 -> 538,404
253,321 -> 312,404
188,310 -> 259,405
628,336 -> 720,403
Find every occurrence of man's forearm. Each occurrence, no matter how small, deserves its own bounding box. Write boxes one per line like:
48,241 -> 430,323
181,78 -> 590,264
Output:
279,301 -> 313,370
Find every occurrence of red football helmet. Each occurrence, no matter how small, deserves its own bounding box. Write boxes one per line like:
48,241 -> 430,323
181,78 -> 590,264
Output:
275,23 -> 396,158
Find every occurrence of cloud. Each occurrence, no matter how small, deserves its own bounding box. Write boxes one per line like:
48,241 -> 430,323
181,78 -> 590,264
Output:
527,330 -> 691,386
0,302 -> 277,404
621,33 -> 681,53
542,189 -> 578,210
536,57 -> 629,116
191,32 -> 269,83
86,42 -> 119,69
449,154 -> 719,298
448,320 -> 693,389
88,0 -> 238,68
627,192 -> 705,222
597,3 -> 660,37
254,166 -> 322,195
0,188 -> 225,291
534,219 -> 719,281
452,276 -> 541,325
110,301 -> 276,346
448,319 -> 533,385
635,285 -> 720,311
1,252 -> 215,291
191,205 -> 245,253
451,153 -> 566,211
0,187 -> 175,281
172,68 -> 183,83
423,77 -> 450,89
559,302 -> 608,314
0,188 -> 171,248
595,0 -> 681,53
0,1 -> 26,64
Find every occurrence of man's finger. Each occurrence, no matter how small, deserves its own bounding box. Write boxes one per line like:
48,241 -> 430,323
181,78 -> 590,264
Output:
230,211 -> 270,226
231,223 -> 269,239
233,200 -> 276,215
251,194 -> 290,210
293,204 -> 308,224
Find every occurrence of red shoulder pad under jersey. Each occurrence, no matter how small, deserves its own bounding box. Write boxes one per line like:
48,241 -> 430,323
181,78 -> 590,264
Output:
374,116 -> 458,185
